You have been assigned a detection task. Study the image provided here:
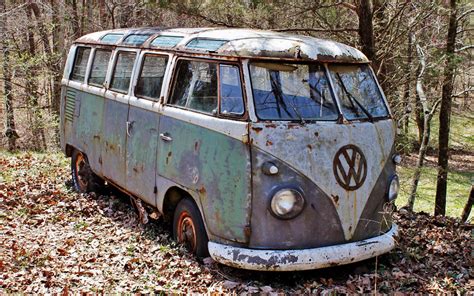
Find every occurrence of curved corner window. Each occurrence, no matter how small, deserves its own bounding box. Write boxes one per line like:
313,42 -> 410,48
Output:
328,64 -> 389,120
151,36 -> 183,48
101,33 -> 123,44
110,51 -> 137,93
136,55 -> 168,100
70,47 -> 91,82
170,60 -> 218,114
122,34 -> 152,45
249,62 -> 338,121
186,38 -> 227,51
89,49 -> 111,87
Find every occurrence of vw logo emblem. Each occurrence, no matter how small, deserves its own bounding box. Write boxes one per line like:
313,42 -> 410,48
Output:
333,144 -> 367,191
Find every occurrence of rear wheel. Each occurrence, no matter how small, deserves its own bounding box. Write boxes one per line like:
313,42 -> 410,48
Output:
173,198 -> 209,258
71,150 -> 103,193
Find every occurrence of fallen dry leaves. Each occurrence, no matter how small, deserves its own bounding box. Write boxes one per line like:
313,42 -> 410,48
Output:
0,152 -> 472,293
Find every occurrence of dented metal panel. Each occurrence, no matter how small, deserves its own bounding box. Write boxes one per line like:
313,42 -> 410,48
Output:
67,88 -> 105,174
157,110 -> 251,243
101,97 -> 128,185
125,104 -> 160,206
249,120 -> 396,241
208,224 -> 398,271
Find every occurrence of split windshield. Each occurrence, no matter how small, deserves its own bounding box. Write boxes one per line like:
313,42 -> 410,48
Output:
249,62 -> 389,121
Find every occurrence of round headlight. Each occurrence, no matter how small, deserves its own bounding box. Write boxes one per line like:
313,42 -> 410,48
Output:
270,189 -> 305,219
388,175 -> 399,201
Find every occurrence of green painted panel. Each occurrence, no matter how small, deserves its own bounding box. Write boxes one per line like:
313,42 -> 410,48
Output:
158,116 -> 251,243
73,89 -> 105,174
126,107 -> 159,206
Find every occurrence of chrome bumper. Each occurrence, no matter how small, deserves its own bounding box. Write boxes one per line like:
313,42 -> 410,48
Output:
208,224 -> 398,271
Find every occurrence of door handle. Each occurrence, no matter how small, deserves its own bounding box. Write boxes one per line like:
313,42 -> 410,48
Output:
159,133 -> 173,142
126,121 -> 134,137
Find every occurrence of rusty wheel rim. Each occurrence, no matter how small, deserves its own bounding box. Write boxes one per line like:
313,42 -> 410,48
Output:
177,211 -> 197,253
75,153 -> 88,191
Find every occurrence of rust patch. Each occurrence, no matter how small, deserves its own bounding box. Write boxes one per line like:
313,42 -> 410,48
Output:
265,123 -> 277,128
251,127 -> 263,133
307,144 -> 312,151
331,194 -> 340,206
287,123 -> 300,129
166,151 -> 172,165
198,186 -> 206,195
244,226 -> 251,239
266,140 -> 273,146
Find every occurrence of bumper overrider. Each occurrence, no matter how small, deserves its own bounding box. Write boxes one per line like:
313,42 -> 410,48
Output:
208,224 -> 398,271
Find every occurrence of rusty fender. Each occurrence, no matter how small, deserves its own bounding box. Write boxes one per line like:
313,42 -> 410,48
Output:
208,224 -> 398,271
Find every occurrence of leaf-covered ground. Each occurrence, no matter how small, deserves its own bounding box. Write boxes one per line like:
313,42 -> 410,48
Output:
0,152 -> 472,293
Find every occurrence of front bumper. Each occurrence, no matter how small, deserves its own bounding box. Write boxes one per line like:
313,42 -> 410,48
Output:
208,224 -> 398,271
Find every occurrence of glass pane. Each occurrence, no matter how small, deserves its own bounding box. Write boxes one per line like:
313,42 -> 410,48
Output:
220,65 -> 244,115
150,36 -> 183,47
71,47 -> 91,82
89,49 -> 111,86
250,62 -> 338,121
136,55 -> 168,99
170,60 -> 218,114
328,64 -> 388,120
101,33 -> 123,44
110,52 -> 137,93
186,39 -> 227,51
122,34 -> 152,45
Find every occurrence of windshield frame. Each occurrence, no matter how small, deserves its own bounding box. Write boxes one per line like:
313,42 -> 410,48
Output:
248,59 -> 392,123
248,60 -> 342,122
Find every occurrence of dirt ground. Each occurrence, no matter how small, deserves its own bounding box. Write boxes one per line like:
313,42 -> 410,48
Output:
0,152 -> 472,293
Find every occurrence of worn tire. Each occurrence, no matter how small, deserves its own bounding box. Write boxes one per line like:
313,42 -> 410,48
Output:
173,198 -> 209,258
71,150 -> 103,193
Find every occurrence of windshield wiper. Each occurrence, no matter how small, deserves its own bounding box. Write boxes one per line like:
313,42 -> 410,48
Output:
336,73 -> 374,122
270,71 -> 306,124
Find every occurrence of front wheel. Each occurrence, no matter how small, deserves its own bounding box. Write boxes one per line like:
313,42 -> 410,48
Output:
173,198 -> 209,258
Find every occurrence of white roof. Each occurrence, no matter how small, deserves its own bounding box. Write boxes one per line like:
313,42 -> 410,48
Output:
75,27 -> 368,63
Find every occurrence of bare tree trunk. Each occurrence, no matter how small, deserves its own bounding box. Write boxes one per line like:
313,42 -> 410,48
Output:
70,0 -> 81,38
50,0 -> 63,117
1,0 -> 18,151
402,32 -> 414,134
356,0 -> 376,64
435,0 -> 458,216
98,0 -> 107,29
406,44 -> 441,211
461,185 -> 474,223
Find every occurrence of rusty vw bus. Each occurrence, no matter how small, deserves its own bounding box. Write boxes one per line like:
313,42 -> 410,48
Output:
60,28 -> 400,271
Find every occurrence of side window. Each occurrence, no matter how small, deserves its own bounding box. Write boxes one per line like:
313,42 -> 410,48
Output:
135,55 -> 168,99
110,51 -> 137,93
170,60 -> 218,114
70,47 -> 91,82
220,65 -> 244,115
89,49 -> 112,86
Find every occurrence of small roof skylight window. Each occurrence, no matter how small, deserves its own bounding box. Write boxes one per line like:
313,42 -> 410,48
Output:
101,33 -> 124,44
122,34 -> 152,45
150,36 -> 184,48
185,38 -> 228,51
